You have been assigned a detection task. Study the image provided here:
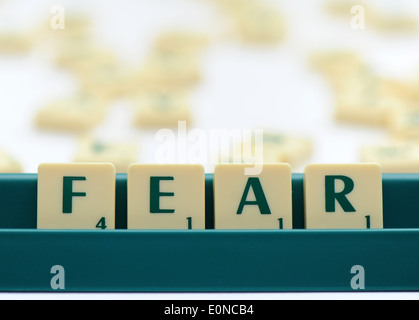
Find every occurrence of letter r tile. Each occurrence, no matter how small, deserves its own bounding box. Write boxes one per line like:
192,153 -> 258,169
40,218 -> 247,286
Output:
37,163 -> 116,229
127,164 -> 205,229
304,163 -> 383,229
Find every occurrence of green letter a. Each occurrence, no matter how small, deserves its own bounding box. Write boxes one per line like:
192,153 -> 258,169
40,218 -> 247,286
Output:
237,177 -> 271,215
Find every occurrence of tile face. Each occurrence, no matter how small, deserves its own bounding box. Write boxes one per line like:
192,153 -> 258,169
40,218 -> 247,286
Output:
304,164 -> 383,229
137,51 -> 202,89
35,94 -> 107,132
128,164 -> 205,230
133,91 -> 192,128
0,32 -> 33,54
360,142 -> 419,173
234,131 -> 313,168
37,163 -> 116,230
214,164 -> 293,229
310,51 -> 364,88
213,0 -> 285,45
334,72 -> 403,127
74,137 -> 139,173
390,108 -> 419,139
153,31 -> 209,56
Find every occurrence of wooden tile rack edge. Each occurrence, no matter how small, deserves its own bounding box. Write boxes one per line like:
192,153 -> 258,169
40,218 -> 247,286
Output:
0,173 -> 419,292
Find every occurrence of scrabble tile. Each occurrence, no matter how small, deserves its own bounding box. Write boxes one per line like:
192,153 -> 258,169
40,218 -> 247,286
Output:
214,164 -> 293,229
304,164 -> 383,229
37,163 -> 116,230
0,150 -> 23,173
74,137 -> 139,173
325,0 -> 417,34
389,107 -> 419,140
153,31 -> 210,56
55,45 -> 117,74
373,14 -> 418,34
133,90 -> 193,129
324,0 -> 375,24
127,164 -> 205,230
0,32 -> 33,54
137,51 -> 202,89
325,0 -> 368,16
309,51 -> 363,84
236,131 -> 313,168
35,94 -> 108,132
360,142 -> 419,173
77,62 -> 134,100
233,2 -> 286,45
61,13 -> 93,37
334,71 -> 404,126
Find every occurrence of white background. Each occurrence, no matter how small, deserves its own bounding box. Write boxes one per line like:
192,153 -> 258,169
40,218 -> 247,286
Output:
1,0 -> 419,174
1,0 -> 419,300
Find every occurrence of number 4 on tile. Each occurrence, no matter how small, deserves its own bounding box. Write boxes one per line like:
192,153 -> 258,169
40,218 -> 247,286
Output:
96,217 -> 107,230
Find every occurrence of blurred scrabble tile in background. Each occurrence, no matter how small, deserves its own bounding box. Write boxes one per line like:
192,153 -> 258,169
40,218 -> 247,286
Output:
137,51 -> 203,89
214,164 -> 293,229
0,150 -> 23,173
212,0 -> 286,45
360,141 -> 419,173
77,61 -> 136,101
371,12 -> 418,34
333,71 -> 405,127
325,0 -> 418,35
35,93 -> 108,132
309,50 -> 363,85
304,163 -> 383,229
74,137 -> 139,174
54,45 -> 117,74
233,1 -> 286,45
235,131 -> 313,168
153,31 -> 210,56
324,0 -> 369,16
389,107 -> 419,140
37,163 -> 116,230
127,164 -> 205,230
132,90 -> 193,129
0,32 -> 33,54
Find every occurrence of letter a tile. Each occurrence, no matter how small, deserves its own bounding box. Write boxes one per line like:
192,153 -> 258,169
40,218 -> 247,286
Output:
214,164 -> 293,229
304,163 -> 383,229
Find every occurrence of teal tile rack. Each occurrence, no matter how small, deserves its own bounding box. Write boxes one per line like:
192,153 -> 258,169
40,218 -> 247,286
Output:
0,173 -> 419,292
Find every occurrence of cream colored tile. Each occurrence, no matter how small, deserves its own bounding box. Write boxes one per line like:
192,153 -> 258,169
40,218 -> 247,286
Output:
0,32 -> 33,54
0,150 -> 22,173
233,2 -> 286,45
153,31 -> 210,56
325,0 -> 370,16
373,14 -> 418,34
309,51 -> 363,83
74,137 -> 139,174
334,72 -> 405,126
35,94 -> 108,132
304,164 -> 383,230
77,62 -> 134,100
55,44 -> 117,73
127,164 -> 205,230
37,163 -> 116,229
389,107 -> 419,139
133,91 -> 192,129
214,164 -> 293,229
236,131 -> 313,168
360,142 -> 419,173
137,51 -> 202,89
